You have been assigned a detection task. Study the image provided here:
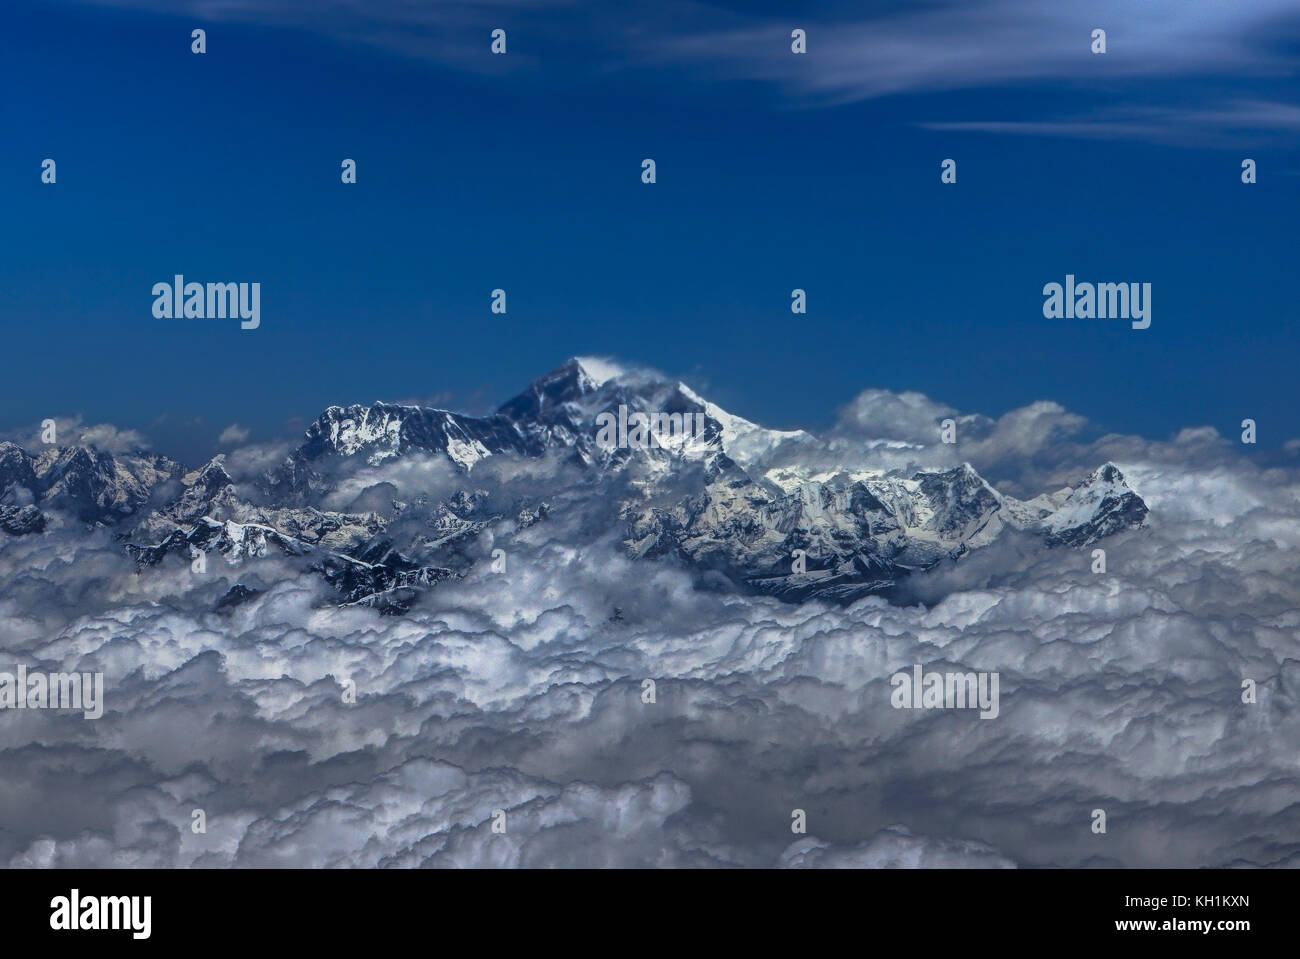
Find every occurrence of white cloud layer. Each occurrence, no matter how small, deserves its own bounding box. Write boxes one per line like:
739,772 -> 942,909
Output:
2,385 -> 1298,868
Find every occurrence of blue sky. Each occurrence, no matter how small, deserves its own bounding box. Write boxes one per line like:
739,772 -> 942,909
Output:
3,0 -> 1298,461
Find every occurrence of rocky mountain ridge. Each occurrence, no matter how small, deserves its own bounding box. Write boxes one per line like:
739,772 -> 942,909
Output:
0,358 -> 1149,610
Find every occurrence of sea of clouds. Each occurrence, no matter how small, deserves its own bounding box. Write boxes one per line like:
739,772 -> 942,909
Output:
2,387 -> 1298,868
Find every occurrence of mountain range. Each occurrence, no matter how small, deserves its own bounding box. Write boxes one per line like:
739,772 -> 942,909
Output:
0,358 -> 1148,611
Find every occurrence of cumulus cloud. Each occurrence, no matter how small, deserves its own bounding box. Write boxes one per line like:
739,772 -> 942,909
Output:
1,416 -> 148,454
780,827 -> 1017,869
219,437 -> 299,487
218,424 -> 251,446
794,383 -> 1272,502
2,378 -> 1298,868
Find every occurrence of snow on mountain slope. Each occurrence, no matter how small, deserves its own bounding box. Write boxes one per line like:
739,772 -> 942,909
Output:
1036,463 -> 1149,546
1,358 -> 1150,608
0,440 -> 180,528
675,382 -> 813,471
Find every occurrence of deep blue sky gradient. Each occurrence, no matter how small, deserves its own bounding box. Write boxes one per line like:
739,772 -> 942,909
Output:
2,0 -> 1298,461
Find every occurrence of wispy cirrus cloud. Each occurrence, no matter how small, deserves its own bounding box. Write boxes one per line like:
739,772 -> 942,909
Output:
653,0 -> 1300,100
75,0 -> 1300,89
918,99 -> 1300,147
69,0 -> 1300,144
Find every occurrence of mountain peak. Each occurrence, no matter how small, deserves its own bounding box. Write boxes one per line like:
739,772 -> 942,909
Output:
569,356 -> 626,387
1092,461 -> 1125,484
1,357 -> 1153,608
497,357 -> 625,421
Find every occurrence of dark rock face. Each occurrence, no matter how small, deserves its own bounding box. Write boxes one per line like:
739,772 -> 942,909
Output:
216,584 -> 260,613
0,442 -> 38,493
0,505 -> 45,535
315,541 -> 457,614
1041,464 -> 1150,548
0,440 -> 180,529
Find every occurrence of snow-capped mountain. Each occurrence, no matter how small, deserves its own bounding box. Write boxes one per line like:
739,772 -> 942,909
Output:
0,358 -> 1148,609
0,440 -> 180,529
1005,462 -> 1150,547
625,456 -> 1143,601
267,357 -> 809,491
0,504 -> 45,535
